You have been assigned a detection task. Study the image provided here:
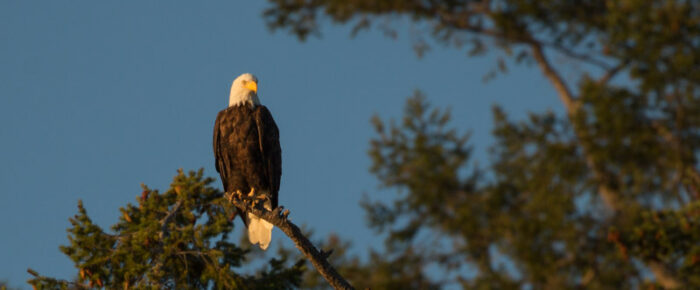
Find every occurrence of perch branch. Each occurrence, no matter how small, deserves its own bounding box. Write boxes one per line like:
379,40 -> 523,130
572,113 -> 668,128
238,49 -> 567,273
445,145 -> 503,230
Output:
226,192 -> 354,290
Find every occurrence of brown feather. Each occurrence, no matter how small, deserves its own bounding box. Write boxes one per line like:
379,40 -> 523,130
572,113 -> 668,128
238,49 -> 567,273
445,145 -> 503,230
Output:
213,105 -> 282,225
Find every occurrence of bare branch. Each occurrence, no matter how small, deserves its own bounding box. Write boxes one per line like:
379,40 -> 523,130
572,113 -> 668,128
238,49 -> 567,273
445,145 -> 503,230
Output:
528,35 -> 685,289
226,193 -> 354,290
598,60 -> 629,85
147,199 -> 185,288
159,200 -> 183,239
546,42 -> 612,70
528,41 -> 579,113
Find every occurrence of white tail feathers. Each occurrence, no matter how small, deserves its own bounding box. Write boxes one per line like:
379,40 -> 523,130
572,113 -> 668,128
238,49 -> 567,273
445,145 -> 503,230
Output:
247,200 -> 274,250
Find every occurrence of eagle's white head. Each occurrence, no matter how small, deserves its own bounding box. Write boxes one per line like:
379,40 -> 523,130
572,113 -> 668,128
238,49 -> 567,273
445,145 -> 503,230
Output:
229,73 -> 260,107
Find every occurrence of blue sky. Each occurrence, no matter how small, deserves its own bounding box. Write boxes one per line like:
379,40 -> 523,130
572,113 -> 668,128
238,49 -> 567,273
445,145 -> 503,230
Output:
0,1 -> 563,286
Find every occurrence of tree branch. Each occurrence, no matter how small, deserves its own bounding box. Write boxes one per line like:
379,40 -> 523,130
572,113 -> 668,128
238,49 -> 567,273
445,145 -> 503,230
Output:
652,120 -> 700,201
433,6 -> 632,216
528,40 -> 578,114
648,260 -> 682,289
159,200 -> 183,239
528,35 -> 684,290
435,9 -> 683,286
147,199 -> 184,288
527,38 -> 627,215
598,60 -> 629,85
226,193 -> 354,290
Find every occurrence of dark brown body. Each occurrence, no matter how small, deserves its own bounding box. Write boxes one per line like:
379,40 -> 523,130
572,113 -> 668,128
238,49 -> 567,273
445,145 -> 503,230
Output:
213,105 -> 281,211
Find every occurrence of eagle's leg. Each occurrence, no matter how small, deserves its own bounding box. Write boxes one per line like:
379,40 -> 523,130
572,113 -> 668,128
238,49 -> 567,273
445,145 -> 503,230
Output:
227,190 -> 243,202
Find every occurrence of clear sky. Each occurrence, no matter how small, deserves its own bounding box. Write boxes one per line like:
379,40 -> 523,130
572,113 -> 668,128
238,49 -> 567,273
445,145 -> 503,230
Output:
0,1 -> 563,286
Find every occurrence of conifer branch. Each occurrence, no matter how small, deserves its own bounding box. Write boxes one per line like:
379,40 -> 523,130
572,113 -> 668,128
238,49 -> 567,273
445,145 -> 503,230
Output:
150,199 -> 184,288
225,192 -> 354,290
528,36 -> 684,290
159,200 -> 183,239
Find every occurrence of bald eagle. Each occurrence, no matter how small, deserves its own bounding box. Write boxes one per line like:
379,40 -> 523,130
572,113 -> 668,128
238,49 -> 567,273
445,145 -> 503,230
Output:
213,73 -> 281,250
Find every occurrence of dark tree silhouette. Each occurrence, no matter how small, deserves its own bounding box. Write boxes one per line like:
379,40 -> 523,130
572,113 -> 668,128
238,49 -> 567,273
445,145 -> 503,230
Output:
265,0 -> 700,288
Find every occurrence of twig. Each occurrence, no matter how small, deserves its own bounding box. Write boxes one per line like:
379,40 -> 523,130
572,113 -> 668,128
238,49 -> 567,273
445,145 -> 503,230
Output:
598,60 -> 629,85
148,199 -> 184,288
160,200 -> 183,239
226,192 -> 354,290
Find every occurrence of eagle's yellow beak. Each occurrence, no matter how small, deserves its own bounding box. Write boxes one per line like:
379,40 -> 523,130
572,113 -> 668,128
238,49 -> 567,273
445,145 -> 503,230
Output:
245,81 -> 258,93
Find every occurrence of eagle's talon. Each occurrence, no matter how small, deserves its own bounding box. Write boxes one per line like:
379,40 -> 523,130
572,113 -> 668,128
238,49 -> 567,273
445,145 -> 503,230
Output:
271,207 -> 282,216
228,190 -> 243,202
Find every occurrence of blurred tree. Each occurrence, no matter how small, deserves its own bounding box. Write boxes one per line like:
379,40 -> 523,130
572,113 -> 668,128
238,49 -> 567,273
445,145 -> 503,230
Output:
28,169 -> 305,289
280,229 -> 440,289
0,280 -> 21,290
265,0 -> 700,288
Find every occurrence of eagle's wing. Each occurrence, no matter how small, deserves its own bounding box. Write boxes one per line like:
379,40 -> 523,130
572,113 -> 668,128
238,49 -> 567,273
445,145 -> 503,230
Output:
213,110 -> 227,191
214,109 -> 249,227
255,105 -> 282,208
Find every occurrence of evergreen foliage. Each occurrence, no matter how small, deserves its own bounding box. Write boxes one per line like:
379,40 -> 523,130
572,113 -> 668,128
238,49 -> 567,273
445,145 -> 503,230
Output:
28,169 -> 304,289
265,0 -> 700,288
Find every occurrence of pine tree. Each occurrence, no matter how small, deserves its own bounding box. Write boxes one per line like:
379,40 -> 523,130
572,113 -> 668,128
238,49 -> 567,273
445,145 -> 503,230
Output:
28,169 -> 305,289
